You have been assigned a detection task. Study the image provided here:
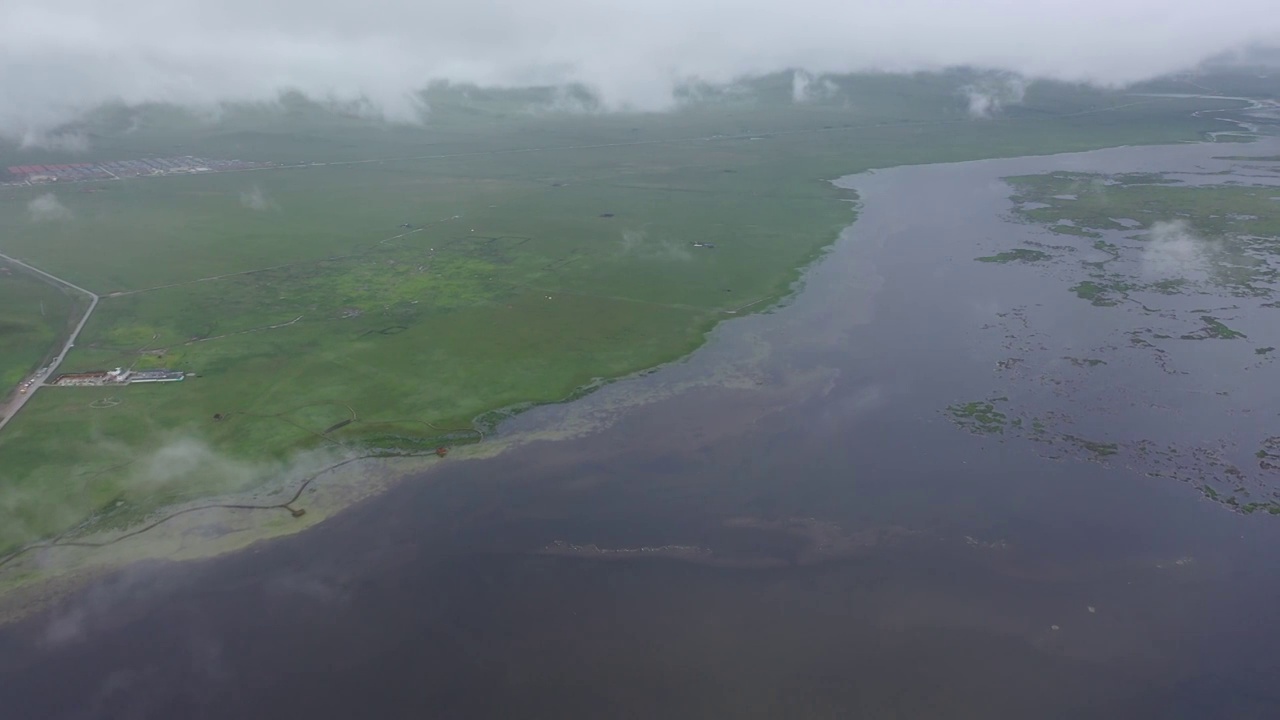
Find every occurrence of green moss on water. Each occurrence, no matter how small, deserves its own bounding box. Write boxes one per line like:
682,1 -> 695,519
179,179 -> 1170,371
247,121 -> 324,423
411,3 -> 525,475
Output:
1066,435 -> 1120,458
946,399 -> 1009,435
1070,280 -> 1128,306
1256,346 -> 1275,355
1180,316 -> 1247,340
975,248 -> 1051,263
1006,172 -> 1280,304
1071,281 -> 1106,302
1152,278 -> 1192,294
1084,239 -> 1122,270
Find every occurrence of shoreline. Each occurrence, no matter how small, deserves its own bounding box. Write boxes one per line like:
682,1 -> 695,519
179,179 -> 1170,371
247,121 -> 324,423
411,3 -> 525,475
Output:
1,103 -> 1271,623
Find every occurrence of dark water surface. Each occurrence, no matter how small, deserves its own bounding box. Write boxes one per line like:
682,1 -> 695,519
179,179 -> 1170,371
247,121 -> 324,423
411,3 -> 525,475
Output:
4,142 -> 1280,719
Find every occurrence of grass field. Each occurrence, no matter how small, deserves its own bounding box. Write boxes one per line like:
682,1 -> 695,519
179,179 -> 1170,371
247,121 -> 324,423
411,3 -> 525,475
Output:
0,70 -> 1263,553
0,267 -> 77,392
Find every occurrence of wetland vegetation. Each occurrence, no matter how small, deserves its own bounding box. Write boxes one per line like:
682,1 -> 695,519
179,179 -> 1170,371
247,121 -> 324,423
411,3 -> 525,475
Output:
951,145 -> 1280,517
0,72 -> 1263,559
975,248 -> 1051,263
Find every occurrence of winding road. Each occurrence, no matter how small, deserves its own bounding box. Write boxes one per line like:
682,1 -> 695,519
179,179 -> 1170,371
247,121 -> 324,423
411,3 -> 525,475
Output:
0,251 -> 99,434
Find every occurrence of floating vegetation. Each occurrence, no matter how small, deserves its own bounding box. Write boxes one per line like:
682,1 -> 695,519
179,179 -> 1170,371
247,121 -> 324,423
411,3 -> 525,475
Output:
1151,278 -> 1192,294
1258,437 -> 1280,472
1180,315 -> 1247,340
946,398 -> 1009,435
1065,435 -> 1120,459
975,248 -> 1051,263
958,168 -> 1280,517
1070,280 -> 1126,306
1083,239 -> 1122,269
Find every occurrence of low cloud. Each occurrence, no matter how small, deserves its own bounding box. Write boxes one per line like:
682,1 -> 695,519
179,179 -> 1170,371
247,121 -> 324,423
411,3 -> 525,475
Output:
130,436 -> 334,497
962,75 -> 1028,118
0,433 -> 341,576
40,564 -> 167,648
620,228 -> 692,261
27,193 -> 72,222
1,2 -> 1278,142
20,129 -> 89,152
517,84 -> 604,115
792,70 -> 838,103
138,438 -> 251,490
620,229 -> 647,252
239,185 -> 277,211
1140,219 -> 1211,281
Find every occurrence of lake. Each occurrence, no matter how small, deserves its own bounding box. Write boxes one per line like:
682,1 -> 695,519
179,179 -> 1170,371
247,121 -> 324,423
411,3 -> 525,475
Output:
3,139 -> 1280,719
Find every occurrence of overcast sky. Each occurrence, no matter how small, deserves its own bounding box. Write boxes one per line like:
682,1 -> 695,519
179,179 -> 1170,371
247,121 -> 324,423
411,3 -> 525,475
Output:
2,0 -> 1278,146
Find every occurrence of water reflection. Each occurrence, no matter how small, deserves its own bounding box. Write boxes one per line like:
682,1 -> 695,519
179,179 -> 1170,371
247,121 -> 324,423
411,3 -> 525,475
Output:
3,140 -> 1280,718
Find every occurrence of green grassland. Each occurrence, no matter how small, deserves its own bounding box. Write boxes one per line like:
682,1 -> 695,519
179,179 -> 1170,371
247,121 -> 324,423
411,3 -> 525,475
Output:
0,71 -> 1262,553
0,268 -> 77,392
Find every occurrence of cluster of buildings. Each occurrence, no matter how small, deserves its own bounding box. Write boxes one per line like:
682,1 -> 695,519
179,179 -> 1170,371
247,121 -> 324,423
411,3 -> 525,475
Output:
50,368 -> 185,387
2,156 -> 274,186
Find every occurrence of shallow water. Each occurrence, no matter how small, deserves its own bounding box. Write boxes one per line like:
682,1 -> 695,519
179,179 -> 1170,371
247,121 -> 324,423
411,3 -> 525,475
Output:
3,140 -> 1280,719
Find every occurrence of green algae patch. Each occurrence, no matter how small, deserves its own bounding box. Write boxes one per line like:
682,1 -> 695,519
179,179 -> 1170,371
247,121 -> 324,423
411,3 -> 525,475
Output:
1066,436 -> 1120,458
1258,437 -> 1280,471
1070,280 -> 1127,306
1151,278 -> 1192,294
1180,316 -> 1247,340
946,399 -> 1009,435
975,248 -> 1051,263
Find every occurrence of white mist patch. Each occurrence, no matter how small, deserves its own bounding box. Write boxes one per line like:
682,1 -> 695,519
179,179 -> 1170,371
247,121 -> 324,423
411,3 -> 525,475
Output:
40,565 -> 158,647
620,229 -> 647,252
520,84 -> 603,115
135,438 -> 262,493
620,228 -> 691,261
3,1 -> 1278,142
27,193 -> 71,222
962,75 -> 1027,118
20,129 -> 89,152
791,70 -> 837,103
1140,220 -> 1212,282
239,185 -> 277,211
